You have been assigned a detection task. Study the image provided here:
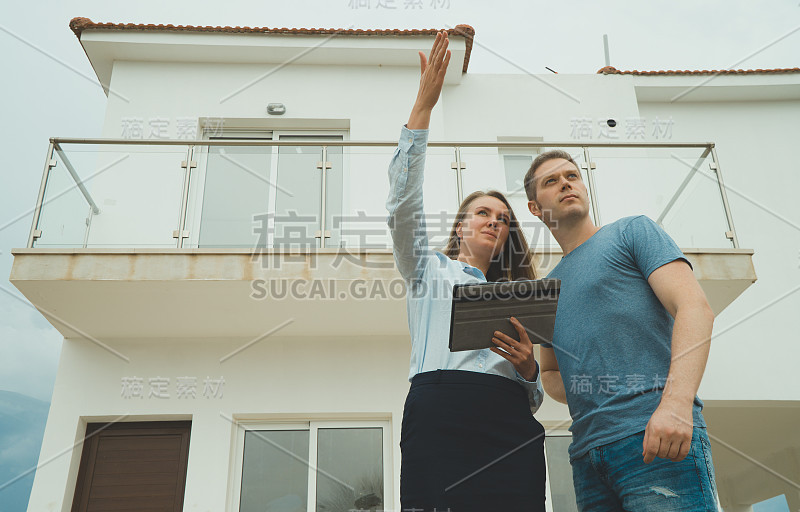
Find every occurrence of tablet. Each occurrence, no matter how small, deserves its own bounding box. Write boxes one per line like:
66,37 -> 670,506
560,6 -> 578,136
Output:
448,279 -> 560,352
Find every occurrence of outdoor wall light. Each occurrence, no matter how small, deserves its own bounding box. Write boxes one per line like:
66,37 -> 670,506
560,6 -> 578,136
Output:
267,103 -> 286,115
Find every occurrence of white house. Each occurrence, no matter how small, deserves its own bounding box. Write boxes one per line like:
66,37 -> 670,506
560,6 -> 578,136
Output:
10,17 -> 800,512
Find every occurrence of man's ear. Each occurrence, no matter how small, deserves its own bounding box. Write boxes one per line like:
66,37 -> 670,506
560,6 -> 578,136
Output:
528,200 -> 543,220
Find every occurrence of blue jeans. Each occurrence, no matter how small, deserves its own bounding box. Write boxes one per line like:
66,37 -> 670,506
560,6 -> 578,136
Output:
571,428 -> 718,511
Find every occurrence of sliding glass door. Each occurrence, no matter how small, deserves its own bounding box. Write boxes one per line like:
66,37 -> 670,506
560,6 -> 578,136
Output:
192,131 -> 344,248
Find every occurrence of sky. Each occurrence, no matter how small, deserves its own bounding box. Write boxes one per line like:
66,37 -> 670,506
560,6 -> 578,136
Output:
0,0 -> 798,401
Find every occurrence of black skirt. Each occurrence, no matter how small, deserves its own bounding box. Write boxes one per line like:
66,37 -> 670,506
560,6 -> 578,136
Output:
400,369 -> 547,512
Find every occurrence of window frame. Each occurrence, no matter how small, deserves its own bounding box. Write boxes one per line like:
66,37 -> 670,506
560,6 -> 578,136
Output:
497,148 -> 538,198
187,128 -> 349,249
228,419 -> 393,512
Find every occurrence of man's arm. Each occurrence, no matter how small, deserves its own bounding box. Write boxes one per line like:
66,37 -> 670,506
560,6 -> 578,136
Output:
643,259 -> 714,463
540,346 -> 568,404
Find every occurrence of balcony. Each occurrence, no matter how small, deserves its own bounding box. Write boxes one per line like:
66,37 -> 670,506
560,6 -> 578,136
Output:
10,137 -> 755,339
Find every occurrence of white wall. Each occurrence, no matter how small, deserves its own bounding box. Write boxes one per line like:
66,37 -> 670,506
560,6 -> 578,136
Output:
26,335 -> 411,512
442,73 -> 641,141
637,98 -> 800,401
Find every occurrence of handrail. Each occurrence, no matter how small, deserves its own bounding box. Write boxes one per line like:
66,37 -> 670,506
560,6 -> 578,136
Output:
50,137 -> 715,149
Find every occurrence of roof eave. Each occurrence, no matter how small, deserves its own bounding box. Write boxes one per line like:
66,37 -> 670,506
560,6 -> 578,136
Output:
69,18 -> 476,94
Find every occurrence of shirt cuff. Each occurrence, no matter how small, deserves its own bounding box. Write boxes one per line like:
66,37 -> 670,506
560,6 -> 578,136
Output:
515,361 -> 540,385
399,125 -> 429,154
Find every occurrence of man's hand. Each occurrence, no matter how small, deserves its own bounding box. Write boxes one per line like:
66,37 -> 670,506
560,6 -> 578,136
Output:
642,399 -> 694,463
490,316 -> 539,381
407,31 -> 451,129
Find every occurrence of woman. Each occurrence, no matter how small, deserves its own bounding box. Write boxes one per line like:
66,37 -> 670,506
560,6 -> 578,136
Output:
387,30 -> 547,512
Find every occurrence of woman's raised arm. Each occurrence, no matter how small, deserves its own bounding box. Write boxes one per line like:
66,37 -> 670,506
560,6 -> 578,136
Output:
386,31 -> 451,283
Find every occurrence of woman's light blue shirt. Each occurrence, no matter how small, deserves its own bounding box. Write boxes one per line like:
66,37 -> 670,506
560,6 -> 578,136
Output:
386,125 -> 543,413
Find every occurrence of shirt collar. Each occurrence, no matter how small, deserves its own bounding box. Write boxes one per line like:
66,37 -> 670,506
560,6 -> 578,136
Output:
459,261 -> 487,281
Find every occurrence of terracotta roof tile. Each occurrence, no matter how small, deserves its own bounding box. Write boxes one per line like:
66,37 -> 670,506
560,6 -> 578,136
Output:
69,17 -> 475,72
597,65 -> 800,76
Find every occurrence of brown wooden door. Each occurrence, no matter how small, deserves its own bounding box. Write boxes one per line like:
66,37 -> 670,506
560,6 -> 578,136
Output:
71,421 -> 191,512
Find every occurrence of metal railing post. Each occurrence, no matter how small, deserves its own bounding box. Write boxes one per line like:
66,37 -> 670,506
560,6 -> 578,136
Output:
452,147 -> 465,207
710,147 -> 740,248
319,145 -> 328,248
581,147 -> 602,226
83,205 -> 94,249
319,146 -> 328,247
27,142 -> 56,247
174,145 -> 195,248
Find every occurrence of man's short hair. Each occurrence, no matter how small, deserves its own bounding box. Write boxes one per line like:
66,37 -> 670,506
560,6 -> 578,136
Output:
524,150 -> 579,202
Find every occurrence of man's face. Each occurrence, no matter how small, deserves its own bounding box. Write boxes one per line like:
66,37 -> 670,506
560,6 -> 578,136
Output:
527,158 -> 591,225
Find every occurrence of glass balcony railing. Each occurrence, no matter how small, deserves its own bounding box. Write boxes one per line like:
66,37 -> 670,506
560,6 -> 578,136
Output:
25,138 -> 740,251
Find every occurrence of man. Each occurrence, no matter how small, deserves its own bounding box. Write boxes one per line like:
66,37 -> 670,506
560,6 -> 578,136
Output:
503,151 -> 718,510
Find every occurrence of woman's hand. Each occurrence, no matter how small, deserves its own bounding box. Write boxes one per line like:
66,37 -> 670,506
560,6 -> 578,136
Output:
490,317 -> 540,382
407,30 -> 451,129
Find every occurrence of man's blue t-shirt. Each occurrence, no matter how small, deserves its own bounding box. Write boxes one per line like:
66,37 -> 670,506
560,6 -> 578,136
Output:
545,215 -> 706,461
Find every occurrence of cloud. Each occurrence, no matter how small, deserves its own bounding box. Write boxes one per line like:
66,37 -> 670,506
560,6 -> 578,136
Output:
0,295 -> 62,403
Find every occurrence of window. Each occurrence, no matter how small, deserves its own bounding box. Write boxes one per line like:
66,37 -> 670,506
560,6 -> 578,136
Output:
544,432 -> 578,512
502,154 -> 534,194
188,129 -> 346,249
232,420 -> 392,512
495,136 -> 541,198
273,135 -> 344,249
197,131 -> 273,248
497,148 -> 537,218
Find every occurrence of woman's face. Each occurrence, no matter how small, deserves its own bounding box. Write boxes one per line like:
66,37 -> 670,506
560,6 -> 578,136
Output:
456,196 -> 511,260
